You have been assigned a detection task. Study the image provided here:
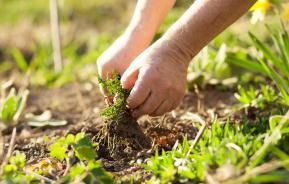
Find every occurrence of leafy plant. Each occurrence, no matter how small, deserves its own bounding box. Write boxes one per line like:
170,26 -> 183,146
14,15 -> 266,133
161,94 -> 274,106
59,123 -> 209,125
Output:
235,84 -> 277,109
50,132 -> 97,161
60,160 -> 113,184
144,117 -> 289,183
187,44 -> 234,89
0,88 -> 29,125
228,23 -> 289,106
1,133 -> 112,183
49,133 -> 113,183
1,152 -> 37,183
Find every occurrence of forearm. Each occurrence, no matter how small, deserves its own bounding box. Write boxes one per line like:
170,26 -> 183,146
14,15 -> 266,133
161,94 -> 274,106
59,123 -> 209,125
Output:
159,0 -> 256,66
125,0 -> 176,50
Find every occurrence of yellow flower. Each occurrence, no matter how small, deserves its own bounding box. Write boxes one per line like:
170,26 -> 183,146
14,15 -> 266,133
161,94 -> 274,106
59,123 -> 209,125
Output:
250,0 -> 271,24
283,5 -> 289,21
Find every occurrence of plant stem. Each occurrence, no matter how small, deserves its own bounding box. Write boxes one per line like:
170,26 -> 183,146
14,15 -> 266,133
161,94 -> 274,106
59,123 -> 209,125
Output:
50,0 -> 63,73
0,127 -> 17,175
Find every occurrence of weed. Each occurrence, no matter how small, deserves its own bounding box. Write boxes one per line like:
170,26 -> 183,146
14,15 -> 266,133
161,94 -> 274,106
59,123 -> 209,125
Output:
96,73 -> 150,159
0,88 -> 29,125
144,118 -> 289,183
49,133 -> 113,183
98,72 -> 129,120
1,152 -> 37,183
228,23 -> 289,106
60,160 -> 113,184
235,84 -> 277,109
1,133 -> 113,183
50,132 -> 97,162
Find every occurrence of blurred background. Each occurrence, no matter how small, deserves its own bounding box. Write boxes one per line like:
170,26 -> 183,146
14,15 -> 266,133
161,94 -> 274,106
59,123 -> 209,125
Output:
0,0 -> 288,87
0,0 -> 193,87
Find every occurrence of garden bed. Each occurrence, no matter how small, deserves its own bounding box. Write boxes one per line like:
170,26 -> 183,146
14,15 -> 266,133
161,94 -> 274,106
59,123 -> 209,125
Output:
1,80 -> 236,180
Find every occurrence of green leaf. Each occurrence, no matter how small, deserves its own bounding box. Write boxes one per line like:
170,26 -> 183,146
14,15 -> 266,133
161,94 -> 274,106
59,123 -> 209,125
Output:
75,146 -> 97,161
249,171 -> 289,183
269,115 -> 289,131
226,53 -> 266,75
50,142 -> 68,161
69,164 -> 86,178
74,136 -> 97,161
10,48 -> 29,72
1,94 -> 18,123
65,134 -> 75,144
8,152 -> 26,168
249,32 -> 289,79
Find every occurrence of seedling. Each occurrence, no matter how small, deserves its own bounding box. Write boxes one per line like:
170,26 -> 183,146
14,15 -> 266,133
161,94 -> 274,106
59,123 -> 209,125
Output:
0,88 -> 29,125
235,84 -> 277,109
50,132 -> 97,161
49,133 -> 113,183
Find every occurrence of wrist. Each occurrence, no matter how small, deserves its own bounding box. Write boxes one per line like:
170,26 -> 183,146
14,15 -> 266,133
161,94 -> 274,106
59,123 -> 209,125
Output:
156,37 -> 194,69
124,26 -> 155,48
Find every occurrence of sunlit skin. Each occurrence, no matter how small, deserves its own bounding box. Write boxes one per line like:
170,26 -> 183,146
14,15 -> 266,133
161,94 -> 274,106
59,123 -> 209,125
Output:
97,0 -> 256,118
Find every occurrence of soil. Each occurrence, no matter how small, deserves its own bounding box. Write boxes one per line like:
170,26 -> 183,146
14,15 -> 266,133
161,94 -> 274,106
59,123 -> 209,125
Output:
0,79 -> 237,180
97,112 -> 151,160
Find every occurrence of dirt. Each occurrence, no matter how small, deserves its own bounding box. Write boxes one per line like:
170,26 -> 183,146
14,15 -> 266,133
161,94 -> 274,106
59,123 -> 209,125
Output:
0,80 -> 237,179
97,112 -> 151,160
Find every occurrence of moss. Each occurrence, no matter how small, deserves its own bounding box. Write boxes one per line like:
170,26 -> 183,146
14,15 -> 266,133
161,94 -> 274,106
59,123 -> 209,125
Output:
98,72 -> 130,121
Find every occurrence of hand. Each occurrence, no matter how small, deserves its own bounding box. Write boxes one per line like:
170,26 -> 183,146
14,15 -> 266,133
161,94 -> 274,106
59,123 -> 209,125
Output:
97,34 -> 140,80
97,33 -> 150,99
121,40 -> 189,117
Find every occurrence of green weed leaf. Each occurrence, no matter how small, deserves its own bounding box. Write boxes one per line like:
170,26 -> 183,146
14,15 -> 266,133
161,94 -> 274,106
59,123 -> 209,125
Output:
1,94 -> 18,123
50,140 -> 68,161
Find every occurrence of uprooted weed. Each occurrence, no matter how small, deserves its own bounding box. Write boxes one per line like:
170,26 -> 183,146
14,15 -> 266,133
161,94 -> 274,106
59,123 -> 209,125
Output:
96,73 -> 151,159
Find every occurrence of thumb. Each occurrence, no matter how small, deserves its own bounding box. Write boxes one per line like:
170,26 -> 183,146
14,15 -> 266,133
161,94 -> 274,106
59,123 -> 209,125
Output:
121,65 -> 139,89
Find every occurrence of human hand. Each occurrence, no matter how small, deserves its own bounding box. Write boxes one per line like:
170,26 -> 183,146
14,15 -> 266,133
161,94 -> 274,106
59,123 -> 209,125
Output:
97,33 -> 150,101
97,34 -> 141,80
121,40 -> 189,117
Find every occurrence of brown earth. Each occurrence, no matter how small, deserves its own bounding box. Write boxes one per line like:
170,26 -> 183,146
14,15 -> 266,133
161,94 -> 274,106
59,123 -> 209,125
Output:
0,79 -> 237,180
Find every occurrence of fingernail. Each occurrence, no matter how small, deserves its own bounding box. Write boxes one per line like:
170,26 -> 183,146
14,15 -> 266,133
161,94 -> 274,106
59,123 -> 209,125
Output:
126,97 -> 132,106
120,76 -> 127,88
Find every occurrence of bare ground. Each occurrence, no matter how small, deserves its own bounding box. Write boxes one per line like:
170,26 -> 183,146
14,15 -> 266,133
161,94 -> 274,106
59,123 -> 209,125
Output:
0,79 -> 237,180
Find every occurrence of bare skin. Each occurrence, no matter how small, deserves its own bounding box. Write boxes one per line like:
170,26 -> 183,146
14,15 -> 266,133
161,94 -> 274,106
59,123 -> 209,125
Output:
97,0 -> 176,79
97,0 -> 256,118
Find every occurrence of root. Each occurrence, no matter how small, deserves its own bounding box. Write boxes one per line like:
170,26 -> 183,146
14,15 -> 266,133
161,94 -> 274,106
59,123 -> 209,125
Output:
95,113 -> 151,159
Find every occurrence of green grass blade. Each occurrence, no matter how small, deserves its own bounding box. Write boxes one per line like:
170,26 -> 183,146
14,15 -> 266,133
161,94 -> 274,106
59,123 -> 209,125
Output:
258,59 -> 289,102
10,48 -> 29,72
249,32 -> 289,79
226,53 -> 267,75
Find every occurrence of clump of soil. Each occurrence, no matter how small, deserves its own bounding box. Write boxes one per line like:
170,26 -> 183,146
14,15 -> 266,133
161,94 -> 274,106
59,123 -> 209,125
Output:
97,110 -> 151,159
96,74 -> 151,159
